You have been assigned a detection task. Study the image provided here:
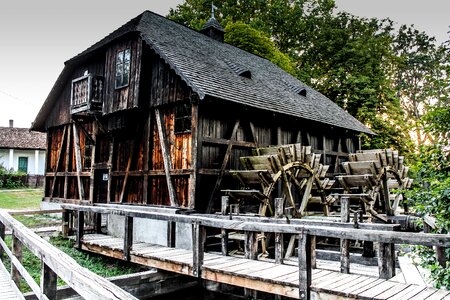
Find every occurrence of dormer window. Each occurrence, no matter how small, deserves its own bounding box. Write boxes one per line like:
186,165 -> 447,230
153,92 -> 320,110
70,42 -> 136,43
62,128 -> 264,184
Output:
115,48 -> 131,89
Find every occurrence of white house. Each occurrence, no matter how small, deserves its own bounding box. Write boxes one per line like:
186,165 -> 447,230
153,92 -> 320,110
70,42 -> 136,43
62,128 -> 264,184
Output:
0,120 -> 46,175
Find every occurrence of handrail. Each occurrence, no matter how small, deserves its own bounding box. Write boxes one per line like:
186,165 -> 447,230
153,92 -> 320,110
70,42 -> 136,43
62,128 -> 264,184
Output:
62,203 -> 450,247
0,209 -> 138,300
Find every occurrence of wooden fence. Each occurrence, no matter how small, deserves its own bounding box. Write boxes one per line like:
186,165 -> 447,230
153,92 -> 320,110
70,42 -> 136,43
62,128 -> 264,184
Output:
0,209 -> 138,300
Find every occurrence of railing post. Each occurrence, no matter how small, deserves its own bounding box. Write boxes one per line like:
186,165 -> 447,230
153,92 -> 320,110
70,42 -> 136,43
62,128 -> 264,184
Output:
298,229 -> 311,300
95,213 -> 102,234
62,210 -> 71,238
192,222 -> 205,278
221,196 -> 229,256
340,197 -> 350,273
378,242 -> 395,279
76,210 -> 84,249
0,221 -> 5,259
167,221 -> 176,248
11,234 -> 23,289
41,262 -> 57,299
244,231 -> 258,260
124,216 -> 134,261
274,198 -> 284,264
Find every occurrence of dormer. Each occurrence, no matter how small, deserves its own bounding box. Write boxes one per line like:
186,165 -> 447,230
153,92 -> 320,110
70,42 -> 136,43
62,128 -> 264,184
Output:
70,73 -> 104,115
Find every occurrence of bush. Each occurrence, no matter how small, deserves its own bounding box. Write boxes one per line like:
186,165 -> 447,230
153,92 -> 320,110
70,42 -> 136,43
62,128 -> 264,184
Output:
0,164 -> 27,189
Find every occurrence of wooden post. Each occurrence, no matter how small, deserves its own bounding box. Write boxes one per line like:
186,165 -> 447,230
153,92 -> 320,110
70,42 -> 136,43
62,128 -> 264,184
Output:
95,213 -> 102,234
221,196 -> 229,256
63,124 -> 72,199
167,222 -> 176,248
124,216 -> 133,261
244,231 -> 258,260
298,230 -> 311,300
274,198 -> 284,264
62,210 -> 71,238
377,242 -> 395,279
11,234 -> 23,289
41,262 -> 57,299
310,235 -> 317,269
192,222 -> 205,277
107,137 -> 114,204
76,210 -> 85,249
0,221 -> 5,259
340,197 -> 350,274
188,101 -> 199,209
88,121 -> 98,203
50,126 -> 67,198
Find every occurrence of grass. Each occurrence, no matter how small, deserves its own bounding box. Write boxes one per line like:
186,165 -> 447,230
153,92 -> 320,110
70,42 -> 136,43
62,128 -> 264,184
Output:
0,189 -> 43,210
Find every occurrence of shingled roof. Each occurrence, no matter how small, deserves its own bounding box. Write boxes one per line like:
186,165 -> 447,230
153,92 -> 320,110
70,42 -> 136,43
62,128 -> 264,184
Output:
0,127 -> 46,150
32,11 -> 373,135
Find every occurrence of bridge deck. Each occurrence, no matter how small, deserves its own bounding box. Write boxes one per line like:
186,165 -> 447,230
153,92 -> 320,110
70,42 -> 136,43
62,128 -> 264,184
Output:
0,260 -> 24,300
81,234 -> 450,299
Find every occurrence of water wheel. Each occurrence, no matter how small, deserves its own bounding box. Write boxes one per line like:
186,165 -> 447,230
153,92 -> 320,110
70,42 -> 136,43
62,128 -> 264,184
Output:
224,143 -> 333,218
335,149 -> 413,223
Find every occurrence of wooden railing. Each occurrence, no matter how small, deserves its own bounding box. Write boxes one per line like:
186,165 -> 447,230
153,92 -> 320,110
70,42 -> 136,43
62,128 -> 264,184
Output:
0,209 -> 137,300
61,203 -> 450,300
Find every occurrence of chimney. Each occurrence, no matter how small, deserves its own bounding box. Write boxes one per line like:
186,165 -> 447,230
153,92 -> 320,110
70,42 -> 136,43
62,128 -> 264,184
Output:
200,4 -> 225,42
9,119 -> 13,128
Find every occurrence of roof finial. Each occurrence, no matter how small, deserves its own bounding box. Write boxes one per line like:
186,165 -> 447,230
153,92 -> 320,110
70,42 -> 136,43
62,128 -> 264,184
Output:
211,3 -> 218,19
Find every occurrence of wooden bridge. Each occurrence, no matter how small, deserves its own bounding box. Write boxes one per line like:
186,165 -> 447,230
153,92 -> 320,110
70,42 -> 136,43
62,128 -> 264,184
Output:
60,203 -> 450,300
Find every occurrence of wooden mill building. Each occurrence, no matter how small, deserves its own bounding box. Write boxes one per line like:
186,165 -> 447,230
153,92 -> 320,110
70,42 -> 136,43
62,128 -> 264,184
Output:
31,11 -> 372,212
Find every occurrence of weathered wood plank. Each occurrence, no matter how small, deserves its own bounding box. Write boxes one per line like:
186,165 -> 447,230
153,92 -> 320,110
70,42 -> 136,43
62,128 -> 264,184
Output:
41,263 -> 57,299
298,231 -> 311,299
73,124 -> 85,201
123,216 -> 133,261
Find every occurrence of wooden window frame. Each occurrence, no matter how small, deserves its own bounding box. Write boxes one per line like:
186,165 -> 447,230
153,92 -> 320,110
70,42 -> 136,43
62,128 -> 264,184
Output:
115,48 -> 131,89
174,103 -> 192,134
18,157 -> 28,173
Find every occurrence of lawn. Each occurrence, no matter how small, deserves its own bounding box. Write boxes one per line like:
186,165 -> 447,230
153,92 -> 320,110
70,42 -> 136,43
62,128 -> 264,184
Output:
0,189 -> 43,210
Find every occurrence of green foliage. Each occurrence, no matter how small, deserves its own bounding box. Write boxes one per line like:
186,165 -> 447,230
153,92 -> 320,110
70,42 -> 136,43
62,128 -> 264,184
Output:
412,246 -> 450,289
224,22 -> 294,74
0,163 -> 27,189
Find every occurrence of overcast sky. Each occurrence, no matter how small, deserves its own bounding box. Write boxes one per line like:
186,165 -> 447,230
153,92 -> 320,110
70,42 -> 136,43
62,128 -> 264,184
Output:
0,0 -> 448,128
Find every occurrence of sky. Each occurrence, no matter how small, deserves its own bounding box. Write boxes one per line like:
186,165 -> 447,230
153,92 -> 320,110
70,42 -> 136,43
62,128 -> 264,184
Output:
0,0 -> 448,129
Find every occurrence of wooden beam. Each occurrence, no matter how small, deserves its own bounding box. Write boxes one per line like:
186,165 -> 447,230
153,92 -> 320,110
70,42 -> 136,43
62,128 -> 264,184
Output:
107,137 -> 114,203
62,210 -> 71,238
221,196 -> 229,256
41,263 -> 57,299
64,124 -> 72,199
155,107 -> 178,207
73,124 -> 85,201
274,198 -> 284,264
206,119 -> 240,213
50,126 -> 67,198
0,221 -> 4,259
143,112 -> 152,204
244,231 -> 258,260
88,121 -> 98,203
202,137 -> 256,148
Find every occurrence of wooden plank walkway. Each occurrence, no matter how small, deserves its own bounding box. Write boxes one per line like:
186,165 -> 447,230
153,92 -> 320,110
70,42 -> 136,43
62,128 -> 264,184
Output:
0,260 -> 24,300
81,234 -> 450,299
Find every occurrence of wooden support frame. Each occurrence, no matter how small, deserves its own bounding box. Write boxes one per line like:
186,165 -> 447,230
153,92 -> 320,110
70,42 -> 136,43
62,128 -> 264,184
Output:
73,124 -> 85,201
50,126 -> 67,199
206,119 -> 240,213
188,102 -> 199,209
274,198 -> 284,264
155,107 -> 178,207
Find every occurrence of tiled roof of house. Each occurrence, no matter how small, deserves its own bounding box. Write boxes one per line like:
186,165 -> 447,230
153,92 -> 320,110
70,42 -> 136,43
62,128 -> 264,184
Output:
0,127 -> 46,150
32,11 -> 373,135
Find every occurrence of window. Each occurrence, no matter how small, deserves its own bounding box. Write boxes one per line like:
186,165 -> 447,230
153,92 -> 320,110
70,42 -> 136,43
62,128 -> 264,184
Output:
115,48 -> 131,89
83,140 -> 93,169
18,157 -> 28,173
174,103 -> 192,134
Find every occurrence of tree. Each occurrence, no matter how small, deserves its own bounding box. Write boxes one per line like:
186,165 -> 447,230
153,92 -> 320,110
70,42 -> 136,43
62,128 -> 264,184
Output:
224,22 -> 294,74
392,25 -> 449,147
